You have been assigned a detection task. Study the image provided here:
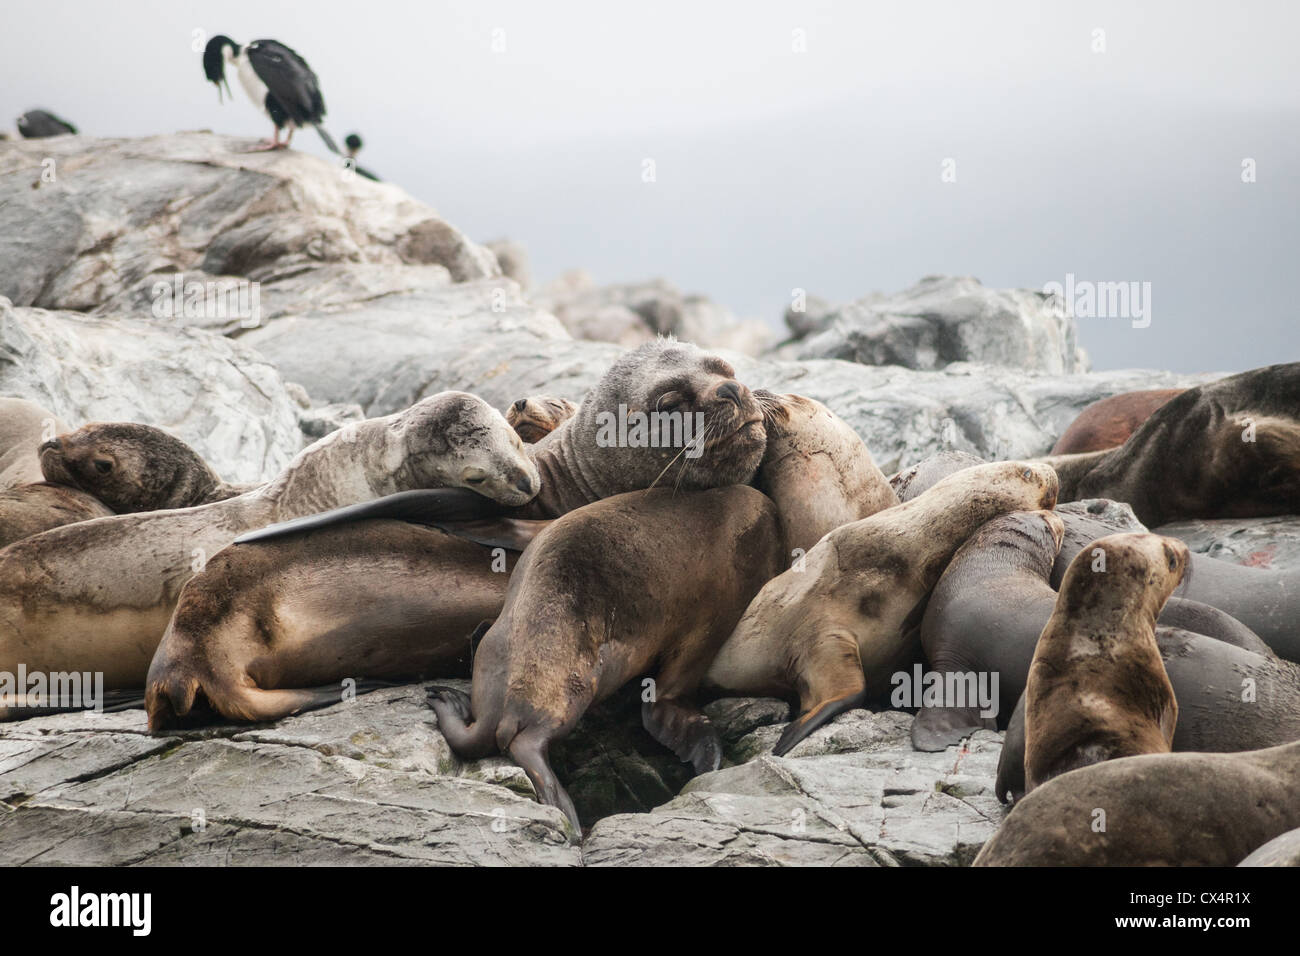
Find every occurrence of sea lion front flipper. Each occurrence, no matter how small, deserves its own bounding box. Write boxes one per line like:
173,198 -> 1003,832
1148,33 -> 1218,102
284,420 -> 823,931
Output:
911,706 -> 996,752
432,518 -> 551,552
234,488 -> 502,545
994,692 -> 1028,805
641,698 -> 723,774
774,633 -> 868,756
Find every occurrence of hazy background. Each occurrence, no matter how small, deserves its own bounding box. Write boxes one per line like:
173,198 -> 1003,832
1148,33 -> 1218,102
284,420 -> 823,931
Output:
3,0 -> 1296,372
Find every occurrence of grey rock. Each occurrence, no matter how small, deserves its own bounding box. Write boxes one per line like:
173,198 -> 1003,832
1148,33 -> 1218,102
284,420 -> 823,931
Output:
0,133 -> 499,318
0,297 -> 302,483
780,275 -> 1088,373
1238,827 -> 1300,866
1156,516 -> 1300,571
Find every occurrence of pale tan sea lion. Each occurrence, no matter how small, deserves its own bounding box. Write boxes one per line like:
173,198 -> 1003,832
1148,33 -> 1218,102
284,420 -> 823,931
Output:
0,392 -> 538,694
0,398 -> 66,489
702,460 -> 1060,756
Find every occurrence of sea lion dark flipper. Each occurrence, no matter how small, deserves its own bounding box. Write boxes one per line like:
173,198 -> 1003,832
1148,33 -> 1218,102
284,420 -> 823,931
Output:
641,698 -> 723,774
432,518 -> 551,552
774,631 -> 869,756
233,488 -> 503,545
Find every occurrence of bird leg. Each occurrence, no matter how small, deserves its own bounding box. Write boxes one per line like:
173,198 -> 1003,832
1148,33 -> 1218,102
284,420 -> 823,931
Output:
244,125 -> 284,152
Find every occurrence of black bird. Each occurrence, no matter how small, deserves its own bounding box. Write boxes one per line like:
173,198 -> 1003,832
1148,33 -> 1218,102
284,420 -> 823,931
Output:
16,109 -> 78,138
343,132 -> 381,181
203,35 -> 339,153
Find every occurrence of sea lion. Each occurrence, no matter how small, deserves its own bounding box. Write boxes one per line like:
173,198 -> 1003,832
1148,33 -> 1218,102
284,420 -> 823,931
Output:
507,395 -> 577,443
1022,533 -> 1187,792
913,508 -> 1270,751
427,485 -> 784,836
996,632 -> 1300,803
236,339 -> 768,545
0,392 -> 539,692
972,740 -> 1300,866
888,451 -> 984,502
752,390 -> 897,555
0,423 -> 255,549
1049,388 -> 1185,454
1050,511 -> 1300,663
0,398 -> 66,489
39,422 -> 253,513
146,518 -> 545,729
1238,827 -> 1300,866
0,483 -> 113,550
1042,362 -> 1300,525
702,460 -> 1060,756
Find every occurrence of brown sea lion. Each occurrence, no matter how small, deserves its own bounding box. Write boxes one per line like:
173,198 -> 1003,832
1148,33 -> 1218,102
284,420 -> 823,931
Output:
912,507 -> 1270,752
973,740 -> 1300,866
702,460 -> 1060,756
1023,533 -> 1187,792
507,395 -> 577,443
996,634 -> 1300,803
427,485 -> 785,836
1049,388 -> 1185,454
39,422 -> 253,513
236,339 -> 769,545
0,392 -> 538,694
0,483 -> 113,550
752,390 -> 897,555
1042,362 -> 1300,525
146,517 -> 545,729
0,398 -> 66,489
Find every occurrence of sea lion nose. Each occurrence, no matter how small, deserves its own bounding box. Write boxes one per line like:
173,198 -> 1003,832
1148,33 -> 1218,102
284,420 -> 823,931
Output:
716,381 -> 744,407
39,438 -> 61,453
513,471 -> 538,496
512,399 -> 528,413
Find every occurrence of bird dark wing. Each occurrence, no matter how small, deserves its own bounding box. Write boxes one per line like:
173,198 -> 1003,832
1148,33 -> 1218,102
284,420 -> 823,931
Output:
246,39 -> 327,126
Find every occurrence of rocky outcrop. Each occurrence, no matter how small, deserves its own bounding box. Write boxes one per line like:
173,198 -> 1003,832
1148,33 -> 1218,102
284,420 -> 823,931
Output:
780,275 -> 1088,374
1155,516 -> 1300,571
0,133 -> 499,321
0,298 -> 301,483
534,270 -> 774,356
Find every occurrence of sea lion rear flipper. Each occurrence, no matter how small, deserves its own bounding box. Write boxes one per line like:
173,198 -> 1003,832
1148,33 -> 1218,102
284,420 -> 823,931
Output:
774,634 -> 868,756
911,706 -> 997,752
994,692 -> 1028,804
432,518 -> 551,552
233,488 -> 503,545
641,698 -> 723,774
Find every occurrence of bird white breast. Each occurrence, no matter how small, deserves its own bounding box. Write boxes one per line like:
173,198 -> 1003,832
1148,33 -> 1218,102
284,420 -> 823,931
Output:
234,51 -> 273,122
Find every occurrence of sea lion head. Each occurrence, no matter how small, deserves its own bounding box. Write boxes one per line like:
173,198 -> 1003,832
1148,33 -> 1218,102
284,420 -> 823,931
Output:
937,460 -> 1060,513
38,422 -> 222,513
396,392 -> 540,506
1059,531 -> 1189,622
564,339 -> 767,496
507,395 -> 578,443
962,509 -> 1066,578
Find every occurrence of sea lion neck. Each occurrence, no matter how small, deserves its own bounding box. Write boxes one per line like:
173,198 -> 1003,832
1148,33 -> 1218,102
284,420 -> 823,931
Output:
518,426 -> 599,517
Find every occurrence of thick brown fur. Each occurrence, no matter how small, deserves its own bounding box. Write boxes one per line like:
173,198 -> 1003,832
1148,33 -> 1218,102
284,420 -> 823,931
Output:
974,740 -> 1300,866
1023,533 -> 1186,792
507,396 -> 577,443
1049,388 -> 1185,454
0,482 -> 113,549
1041,363 -> 1300,525
427,485 -> 784,837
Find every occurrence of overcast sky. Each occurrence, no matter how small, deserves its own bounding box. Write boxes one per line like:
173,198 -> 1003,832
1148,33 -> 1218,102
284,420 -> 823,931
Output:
3,1 -> 1296,372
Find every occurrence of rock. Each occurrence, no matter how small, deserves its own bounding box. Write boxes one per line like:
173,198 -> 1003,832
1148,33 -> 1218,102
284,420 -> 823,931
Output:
0,684 -> 577,865
585,706 -> 1007,867
1238,827 -> 1300,866
0,133 -> 500,320
1155,516 -> 1300,571
534,271 -> 774,356
484,238 -> 532,289
780,275 -> 1088,373
240,277 -> 594,417
0,297 -> 302,483
284,382 -> 365,442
